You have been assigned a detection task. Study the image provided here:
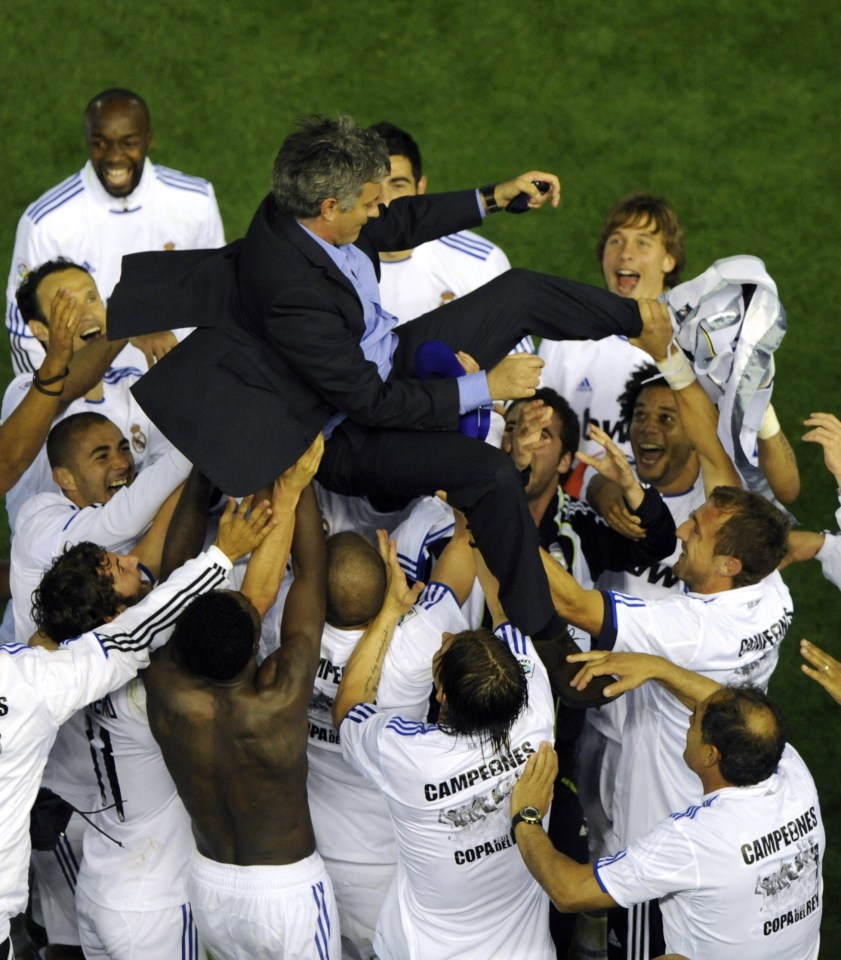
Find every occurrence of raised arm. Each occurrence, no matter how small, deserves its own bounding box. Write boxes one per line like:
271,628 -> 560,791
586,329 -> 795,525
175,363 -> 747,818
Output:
425,505 -> 475,605
0,287 -> 123,494
241,434 -> 324,619
257,435 -> 327,696
539,547 -> 607,637
564,649 -> 722,707
332,532 -> 423,726
510,742 -> 616,913
158,467 -> 214,581
635,299 -> 741,494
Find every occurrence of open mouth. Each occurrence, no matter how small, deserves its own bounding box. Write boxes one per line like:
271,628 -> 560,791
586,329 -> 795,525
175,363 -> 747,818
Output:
636,443 -> 665,469
79,324 -> 103,342
107,477 -> 130,492
615,269 -> 640,295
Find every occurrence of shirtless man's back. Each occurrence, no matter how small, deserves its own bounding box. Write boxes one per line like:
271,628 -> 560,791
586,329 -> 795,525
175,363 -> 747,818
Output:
145,446 -> 339,960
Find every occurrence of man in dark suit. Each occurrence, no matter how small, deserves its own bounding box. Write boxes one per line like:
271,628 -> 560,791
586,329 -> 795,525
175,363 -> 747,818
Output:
109,115 -> 645,672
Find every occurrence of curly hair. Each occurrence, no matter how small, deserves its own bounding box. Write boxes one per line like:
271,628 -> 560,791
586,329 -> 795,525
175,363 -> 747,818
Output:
171,591 -> 258,682
31,541 -> 122,641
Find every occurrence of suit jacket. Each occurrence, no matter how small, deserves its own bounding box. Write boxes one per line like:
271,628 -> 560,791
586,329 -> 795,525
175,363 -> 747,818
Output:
108,190 -> 485,494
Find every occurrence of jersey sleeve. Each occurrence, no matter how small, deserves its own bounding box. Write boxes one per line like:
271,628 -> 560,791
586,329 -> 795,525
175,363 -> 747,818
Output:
197,183 -> 226,248
594,816 -> 700,906
602,592 -> 704,664
816,496 -> 841,590
377,583 -> 469,716
337,702 -> 391,784
6,210 -> 52,373
33,547 -> 231,724
57,447 -> 191,547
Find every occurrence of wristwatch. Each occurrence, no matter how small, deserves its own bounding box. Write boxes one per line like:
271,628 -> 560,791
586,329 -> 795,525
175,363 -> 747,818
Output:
511,805 -> 543,841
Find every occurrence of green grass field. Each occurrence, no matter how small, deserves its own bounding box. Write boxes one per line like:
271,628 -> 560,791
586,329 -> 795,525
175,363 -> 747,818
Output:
1,1 -> 839,954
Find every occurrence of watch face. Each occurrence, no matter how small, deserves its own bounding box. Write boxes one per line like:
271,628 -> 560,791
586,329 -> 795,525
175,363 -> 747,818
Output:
520,806 -> 541,822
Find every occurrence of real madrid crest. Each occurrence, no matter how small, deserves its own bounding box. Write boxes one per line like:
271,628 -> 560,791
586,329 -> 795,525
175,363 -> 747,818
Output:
130,423 -> 147,453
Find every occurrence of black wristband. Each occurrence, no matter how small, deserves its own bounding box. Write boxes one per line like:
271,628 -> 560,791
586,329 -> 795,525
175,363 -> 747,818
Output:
34,365 -> 70,387
32,378 -> 64,396
479,183 -> 502,214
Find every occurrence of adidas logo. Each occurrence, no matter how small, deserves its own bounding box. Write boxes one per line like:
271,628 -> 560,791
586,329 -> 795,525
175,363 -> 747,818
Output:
577,378 -> 593,391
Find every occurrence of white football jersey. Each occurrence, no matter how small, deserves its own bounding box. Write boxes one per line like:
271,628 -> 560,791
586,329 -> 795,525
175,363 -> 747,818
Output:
0,550 -> 230,945
340,622 -> 555,960
77,678 -> 195,910
596,745 -> 823,960
609,570 -> 794,847
6,158 -> 224,373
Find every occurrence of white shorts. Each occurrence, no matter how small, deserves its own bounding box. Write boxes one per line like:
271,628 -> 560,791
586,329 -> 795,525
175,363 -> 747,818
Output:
75,888 -> 202,959
188,848 -> 340,960
321,856 -> 394,954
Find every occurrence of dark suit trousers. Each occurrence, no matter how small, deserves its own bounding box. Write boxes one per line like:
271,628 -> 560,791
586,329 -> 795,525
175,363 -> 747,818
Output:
318,268 -> 642,636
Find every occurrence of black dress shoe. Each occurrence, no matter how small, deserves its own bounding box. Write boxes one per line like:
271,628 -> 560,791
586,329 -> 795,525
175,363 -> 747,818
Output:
533,632 -> 619,709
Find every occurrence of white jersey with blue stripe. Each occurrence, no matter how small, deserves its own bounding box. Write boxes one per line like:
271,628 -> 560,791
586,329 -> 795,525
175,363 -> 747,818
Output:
609,570 -> 794,848
6,157 -> 224,374
596,745 -> 823,960
339,622 -> 555,960
77,678 -> 195,911
10,447 -> 191,643
0,549 -> 230,945
307,584 -> 468,866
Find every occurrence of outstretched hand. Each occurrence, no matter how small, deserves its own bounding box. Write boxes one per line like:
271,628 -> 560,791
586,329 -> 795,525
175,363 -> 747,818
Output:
276,433 -> 325,498
576,424 -> 642,506
800,639 -> 841,706
376,529 -> 425,617
589,473 -> 645,541
214,495 -> 276,563
508,400 -> 553,471
803,412 -> 841,485
565,649 -> 664,699
129,331 -> 178,366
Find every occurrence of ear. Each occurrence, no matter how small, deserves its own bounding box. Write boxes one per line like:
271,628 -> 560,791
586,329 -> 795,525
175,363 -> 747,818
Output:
319,196 -> 340,221
717,554 -> 743,580
52,465 -> 77,495
417,175 -> 428,196
661,252 -> 677,276
702,741 -> 721,770
557,450 -> 574,477
28,320 -> 49,345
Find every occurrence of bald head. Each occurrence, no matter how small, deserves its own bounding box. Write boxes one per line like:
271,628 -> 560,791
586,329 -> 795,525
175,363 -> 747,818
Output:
701,685 -> 787,786
326,532 -> 387,628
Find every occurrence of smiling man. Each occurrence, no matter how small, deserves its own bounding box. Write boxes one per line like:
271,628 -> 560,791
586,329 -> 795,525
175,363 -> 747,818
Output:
7,409 -> 190,957
3,258 -> 170,533
5,88 -> 225,374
